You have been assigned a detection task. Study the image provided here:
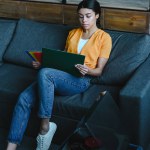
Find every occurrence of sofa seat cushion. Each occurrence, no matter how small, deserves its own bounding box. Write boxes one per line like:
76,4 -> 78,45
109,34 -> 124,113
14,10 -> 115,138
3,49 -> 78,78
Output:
53,84 -> 121,120
92,30 -> 150,86
0,63 -> 37,104
0,20 -> 16,63
3,18 -> 73,67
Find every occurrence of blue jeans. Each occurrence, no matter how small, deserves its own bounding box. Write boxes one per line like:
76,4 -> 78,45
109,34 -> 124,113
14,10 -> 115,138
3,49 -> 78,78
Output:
8,68 -> 91,144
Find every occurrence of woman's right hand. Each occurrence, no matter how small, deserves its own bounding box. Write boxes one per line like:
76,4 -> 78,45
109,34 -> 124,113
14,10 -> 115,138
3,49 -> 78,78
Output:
32,61 -> 41,69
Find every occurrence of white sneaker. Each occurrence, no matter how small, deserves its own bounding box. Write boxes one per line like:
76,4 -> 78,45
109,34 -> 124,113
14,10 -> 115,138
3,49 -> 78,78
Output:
36,122 -> 57,150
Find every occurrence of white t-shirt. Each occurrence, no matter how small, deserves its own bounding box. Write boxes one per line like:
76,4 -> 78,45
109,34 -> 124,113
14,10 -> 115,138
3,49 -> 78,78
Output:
77,38 -> 89,54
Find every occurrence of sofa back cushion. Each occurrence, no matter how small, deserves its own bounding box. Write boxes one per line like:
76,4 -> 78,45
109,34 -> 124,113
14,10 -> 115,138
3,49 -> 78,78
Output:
92,30 -> 150,86
3,18 -> 73,67
0,20 -> 16,64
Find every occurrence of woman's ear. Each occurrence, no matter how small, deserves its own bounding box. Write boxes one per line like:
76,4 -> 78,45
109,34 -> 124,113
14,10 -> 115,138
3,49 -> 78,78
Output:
96,14 -> 99,19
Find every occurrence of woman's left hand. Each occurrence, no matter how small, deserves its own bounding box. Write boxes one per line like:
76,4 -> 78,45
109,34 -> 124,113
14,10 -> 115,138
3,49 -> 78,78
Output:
75,64 -> 89,76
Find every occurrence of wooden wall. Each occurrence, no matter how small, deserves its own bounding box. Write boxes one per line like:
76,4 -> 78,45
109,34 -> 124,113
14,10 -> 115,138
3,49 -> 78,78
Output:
0,0 -> 149,34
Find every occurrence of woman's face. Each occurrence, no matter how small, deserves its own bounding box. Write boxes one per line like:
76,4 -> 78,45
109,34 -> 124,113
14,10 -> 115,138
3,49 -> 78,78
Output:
78,8 -> 99,30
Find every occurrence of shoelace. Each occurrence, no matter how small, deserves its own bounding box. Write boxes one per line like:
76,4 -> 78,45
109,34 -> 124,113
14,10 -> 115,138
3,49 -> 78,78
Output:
37,136 -> 44,149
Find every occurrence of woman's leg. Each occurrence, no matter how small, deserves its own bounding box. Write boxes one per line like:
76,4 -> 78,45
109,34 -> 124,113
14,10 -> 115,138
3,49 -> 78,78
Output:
38,68 -> 91,119
36,68 -> 91,149
6,82 -> 37,150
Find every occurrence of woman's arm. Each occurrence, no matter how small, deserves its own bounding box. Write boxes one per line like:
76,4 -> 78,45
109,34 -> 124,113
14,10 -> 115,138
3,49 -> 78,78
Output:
75,57 -> 108,76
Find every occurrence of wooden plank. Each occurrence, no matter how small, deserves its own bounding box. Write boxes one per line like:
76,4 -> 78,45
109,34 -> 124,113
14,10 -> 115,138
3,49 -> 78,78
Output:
0,0 -> 63,23
24,2 -> 63,23
63,5 -> 79,26
0,0 -> 26,19
103,8 -> 149,33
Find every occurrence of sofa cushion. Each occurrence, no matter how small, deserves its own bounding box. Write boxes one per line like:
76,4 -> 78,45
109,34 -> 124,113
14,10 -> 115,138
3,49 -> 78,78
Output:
3,18 -> 73,67
0,20 -> 16,63
0,63 -> 37,104
92,31 -> 150,86
53,84 -> 121,120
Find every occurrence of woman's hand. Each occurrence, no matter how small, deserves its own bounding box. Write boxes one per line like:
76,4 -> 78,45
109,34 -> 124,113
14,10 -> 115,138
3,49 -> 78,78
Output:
75,64 -> 89,76
32,61 -> 41,69
75,58 -> 109,77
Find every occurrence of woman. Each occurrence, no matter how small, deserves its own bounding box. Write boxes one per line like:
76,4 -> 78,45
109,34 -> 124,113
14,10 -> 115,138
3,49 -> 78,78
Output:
6,0 -> 112,150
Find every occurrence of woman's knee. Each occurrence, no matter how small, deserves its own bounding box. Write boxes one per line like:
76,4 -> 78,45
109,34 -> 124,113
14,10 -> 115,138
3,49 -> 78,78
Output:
38,68 -> 48,79
38,68 -> 56,81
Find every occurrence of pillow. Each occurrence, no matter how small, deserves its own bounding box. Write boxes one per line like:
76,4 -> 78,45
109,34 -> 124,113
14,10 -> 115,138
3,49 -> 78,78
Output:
91,31 -> 150,86
3,18 -> 73,67
0,20 -> 16,63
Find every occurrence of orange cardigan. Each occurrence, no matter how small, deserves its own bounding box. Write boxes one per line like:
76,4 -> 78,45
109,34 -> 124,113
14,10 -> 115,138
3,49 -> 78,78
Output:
65,28 -> 112,69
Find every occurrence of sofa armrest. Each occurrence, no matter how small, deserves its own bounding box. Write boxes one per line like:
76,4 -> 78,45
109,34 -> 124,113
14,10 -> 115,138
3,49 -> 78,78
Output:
120,56 -> 150,148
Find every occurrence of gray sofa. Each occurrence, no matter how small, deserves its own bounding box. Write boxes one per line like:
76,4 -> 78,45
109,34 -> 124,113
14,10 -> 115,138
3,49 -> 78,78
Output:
0,18 -> 150,149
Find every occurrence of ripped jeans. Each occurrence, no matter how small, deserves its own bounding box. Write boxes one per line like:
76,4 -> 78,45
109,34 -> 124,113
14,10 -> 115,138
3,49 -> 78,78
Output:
8,68 -> 91,144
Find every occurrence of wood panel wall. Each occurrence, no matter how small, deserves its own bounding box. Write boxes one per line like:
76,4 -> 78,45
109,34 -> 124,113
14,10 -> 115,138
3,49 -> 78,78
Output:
0,0 -> 149,34
0,0 -> 63,23
101,9 -> 149,33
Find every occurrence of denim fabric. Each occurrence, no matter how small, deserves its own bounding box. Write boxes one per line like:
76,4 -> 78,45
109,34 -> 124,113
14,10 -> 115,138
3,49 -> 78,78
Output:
8,68 -> 91,144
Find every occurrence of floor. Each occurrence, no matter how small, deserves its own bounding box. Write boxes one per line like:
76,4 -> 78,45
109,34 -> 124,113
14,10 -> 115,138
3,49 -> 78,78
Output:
1,128 -> 148,150
0,128 -> 59,150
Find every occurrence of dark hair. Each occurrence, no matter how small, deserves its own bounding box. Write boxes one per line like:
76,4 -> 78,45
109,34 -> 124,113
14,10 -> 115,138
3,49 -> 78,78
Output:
77,0 -> 101,26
